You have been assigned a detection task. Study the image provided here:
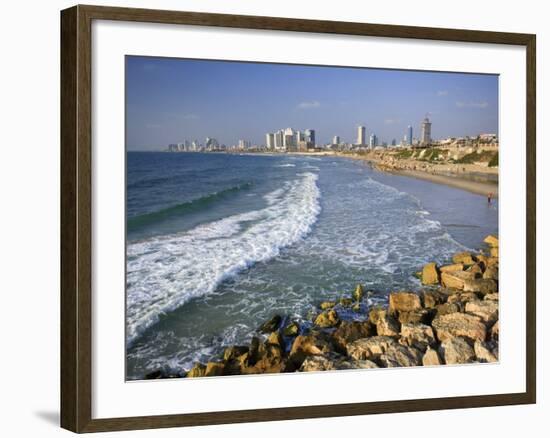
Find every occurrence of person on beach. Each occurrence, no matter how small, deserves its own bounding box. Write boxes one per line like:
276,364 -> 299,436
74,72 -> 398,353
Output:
487,192 -> 493,204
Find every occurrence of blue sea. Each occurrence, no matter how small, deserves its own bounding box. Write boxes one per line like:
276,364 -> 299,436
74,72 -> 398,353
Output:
126,152 -> 498,379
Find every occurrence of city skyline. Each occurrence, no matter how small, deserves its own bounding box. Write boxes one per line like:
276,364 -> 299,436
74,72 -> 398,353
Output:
126,56 -> 499,150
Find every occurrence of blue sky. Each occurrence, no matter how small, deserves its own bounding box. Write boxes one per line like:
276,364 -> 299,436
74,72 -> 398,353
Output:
126,56 -> 498,150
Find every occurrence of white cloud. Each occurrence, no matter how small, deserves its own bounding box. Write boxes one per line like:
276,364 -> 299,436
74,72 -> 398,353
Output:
296,100 -> 321,110
437,90 -> 449,96
456,101 -> 489,108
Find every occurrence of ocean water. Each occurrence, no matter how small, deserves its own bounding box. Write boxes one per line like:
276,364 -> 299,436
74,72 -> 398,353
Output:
126,152 -> 498,379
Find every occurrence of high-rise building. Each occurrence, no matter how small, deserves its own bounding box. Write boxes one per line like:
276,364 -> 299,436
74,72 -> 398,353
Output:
420,117 -> 432,145
357,125 -> 366,145
332,135 -> 340,145
284,127 -> 295,150
369,133 -> 378,148
305,129 -> 316,146
407,125 -> 413,145
274,130 -> 284,149
266,133 -> 275,149
391,139 -> 396,146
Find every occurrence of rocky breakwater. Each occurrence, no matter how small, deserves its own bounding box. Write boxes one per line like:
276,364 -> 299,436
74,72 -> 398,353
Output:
145,235 -> 500,379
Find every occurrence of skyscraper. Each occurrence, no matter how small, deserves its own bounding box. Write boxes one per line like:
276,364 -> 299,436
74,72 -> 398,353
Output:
407,125 -> 413,145
304,129 -> 316,146
332,135 -> 340,145
420,117 -> 432,145
357,125 -> 366,145
369,133 -> 378,148
266,133 -> 275,149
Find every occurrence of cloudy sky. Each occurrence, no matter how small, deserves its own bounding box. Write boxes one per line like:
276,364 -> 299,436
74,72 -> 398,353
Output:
126,56 -> 498,150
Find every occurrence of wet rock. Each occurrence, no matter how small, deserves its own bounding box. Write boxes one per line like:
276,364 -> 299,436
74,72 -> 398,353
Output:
441,270 -> 475,290
400,323 -> 436,351
463,279 -> 498,295
353,284 -> 365,301
379,344 -> 423,368
421,262 -> 439,285
259,315 -> 282,333
352,302 -> 362,312
243,357 -> 287,375
389,291 -> 422,314
283,321 -> 300,337
422,347 -> 443,366
267,331 -> 284,348
422,290 -> 447,309
347,336 -> 397,361
432,312 -> 487,343
376,314 -> 400,337
368,306 -> 387,325
441,337 -> 475,364
440,263 -> 464,273
465,300 -> 499,323
474,340 -> 498,363
289,332 -> 332,368
339,297 -> 353,307
320,301 -> 336,310
452,251 -> 476,265
331,320 -> 375,354
204,362 -> 225,376
484,235 -> 499,247
314,309 -> 340,328
186,363 -> 206,378
223,346 -> 249,362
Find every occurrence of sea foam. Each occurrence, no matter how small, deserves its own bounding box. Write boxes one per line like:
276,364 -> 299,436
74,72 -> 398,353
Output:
126,172 -> 321,346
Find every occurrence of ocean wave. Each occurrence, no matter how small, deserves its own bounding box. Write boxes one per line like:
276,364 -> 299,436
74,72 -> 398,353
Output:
127,182 -> 252,231
126,172 -> 321,346
274,163 -> 296,168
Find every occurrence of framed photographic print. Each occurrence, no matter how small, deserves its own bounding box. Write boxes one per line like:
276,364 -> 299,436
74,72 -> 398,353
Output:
60,4 -> 536,433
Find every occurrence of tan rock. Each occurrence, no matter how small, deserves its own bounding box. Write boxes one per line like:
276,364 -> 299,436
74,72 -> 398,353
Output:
490,320 -> 499,341
331,321 -> 374,354
490,247 -> 499,257
486,257 -> 499,268
353,284 -> 365,301
467,264 -> 483,276
465,300 -> 499,323
422,262 -> 439,285
204,362 -> 225,376
400,323 -> 436,351
314,309 -> 340,328
484,234 -> 499,247
368,306 -> 387,325
267,331 -> 284,348
422,290 -> 447,308
376,314 -> 400,337
300,355 -> 379,372
320,301 -> 336,310
440,263 -> 464,273
389,291 -> 422,314
347,336 -> 397,361
452,251 -> 476,265
483,267 -> 498,280
422,347 -> 443,366
283,321 -> 300,337
474,341 -> 498,363
379,344 -> 423,368
290,333 -> 332,358
186,363 -> 206,378
441,337 -> 475,364
223,346 -> 249,362
441,270 -> 475,290
435,302 -> 462,316
397,309 -> 434,325
484,293 -> 499,301
463,279 -> 498,294
432,312 -> 487,343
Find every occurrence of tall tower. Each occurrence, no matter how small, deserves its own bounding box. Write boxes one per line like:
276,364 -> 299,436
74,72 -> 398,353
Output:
357,125 -> 366,145
420,117 -> 432,145
407,125 -> 413,145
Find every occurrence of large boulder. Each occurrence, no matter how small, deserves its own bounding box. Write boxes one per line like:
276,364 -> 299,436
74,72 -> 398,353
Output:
435,302 -> 463,317
223,345 -> 249,362
452,251 -> 476,265
474,341 -> 498,363
483,267 -> 499,280
186,363 -> 206,378
267,331 -> 284,348
283,321 -> 301,337
300,355 -> 378,372
422,347 -> 443,366
347,336 -> 397,361
314,309 -> 340,328
440,263 -> 464,273
368,306 -> 387,325
422,290 -> 447,309
289,332 -> 332,369
397,308 -> 434,325
258,315 -> 282,333
465,300 -> 499,323
441,337 -> 475,364
489,247 -> 499,257
463,279 -> 498,295
379,344 -> 423,368
204,362 -> 225,376
376,314 -> 400,337
400,323 -> 436,351
389,292 -> 422,314
484,235 -> 499,247
331,320 -> 374,354
441,271 -> 476,290
421,262 -> 439,285
432,312 -> 487,343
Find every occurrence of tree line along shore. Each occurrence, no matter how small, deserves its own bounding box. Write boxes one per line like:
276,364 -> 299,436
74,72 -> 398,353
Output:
144,235 -> 499,380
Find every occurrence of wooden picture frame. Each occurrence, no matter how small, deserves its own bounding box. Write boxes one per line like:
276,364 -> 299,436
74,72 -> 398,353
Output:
61,4 -> 536,433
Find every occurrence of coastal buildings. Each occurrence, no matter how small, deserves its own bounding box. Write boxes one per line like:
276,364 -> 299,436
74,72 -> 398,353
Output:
407,125 -> 413,145
369,133 -> 378,148
332,135 -> 340,145
266,133 -> 275,149
357,125 -> 366,146
264,127 -> 316,152
421,117 -> 432,145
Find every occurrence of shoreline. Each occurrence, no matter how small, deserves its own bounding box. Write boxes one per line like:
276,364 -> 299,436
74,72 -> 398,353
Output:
143,235 -> 500,380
